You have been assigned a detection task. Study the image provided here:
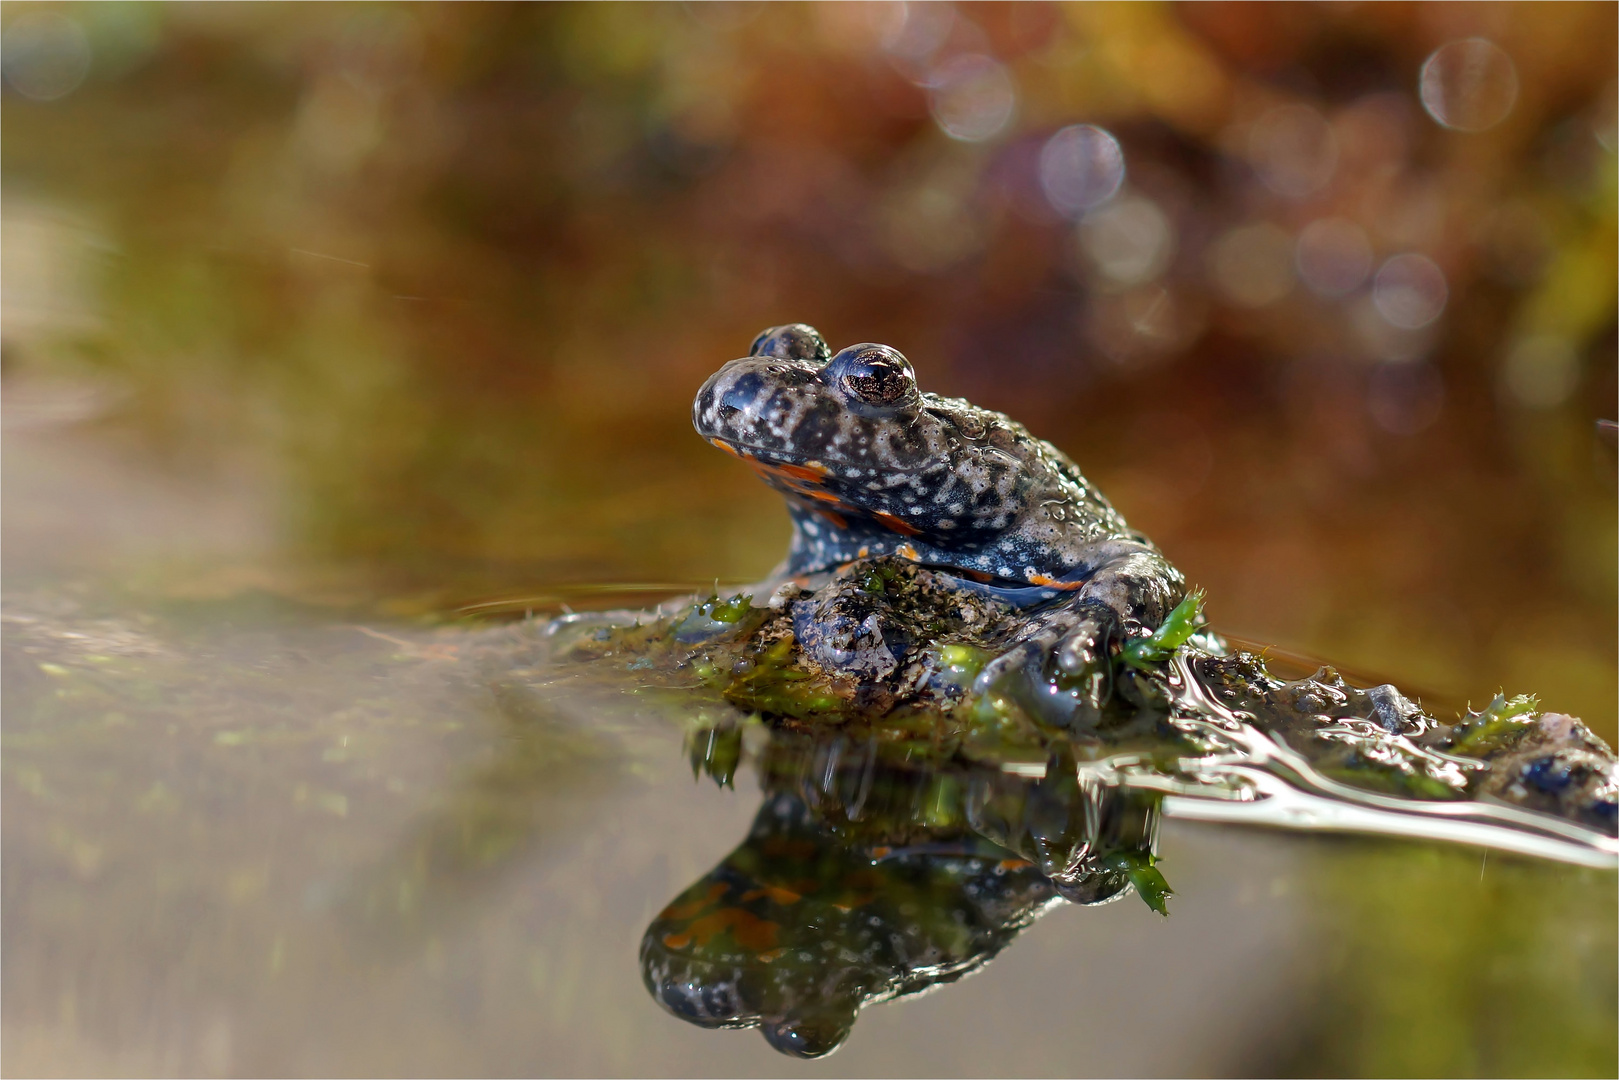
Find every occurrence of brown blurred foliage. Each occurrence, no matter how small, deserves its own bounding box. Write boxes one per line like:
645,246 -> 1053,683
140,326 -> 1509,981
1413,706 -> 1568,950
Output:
3,1 -> 1615,732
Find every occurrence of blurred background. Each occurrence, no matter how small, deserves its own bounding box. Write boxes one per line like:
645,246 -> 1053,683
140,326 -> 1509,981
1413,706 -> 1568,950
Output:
4,5 -> 1617,1078
4,1 -> 1615,731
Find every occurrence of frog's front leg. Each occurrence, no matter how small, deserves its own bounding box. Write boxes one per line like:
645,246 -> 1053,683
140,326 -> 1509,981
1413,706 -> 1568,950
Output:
973,542 -> 1185,728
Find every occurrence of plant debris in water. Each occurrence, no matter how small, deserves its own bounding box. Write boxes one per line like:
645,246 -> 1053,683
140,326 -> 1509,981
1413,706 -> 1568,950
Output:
552,558 -> 1619,835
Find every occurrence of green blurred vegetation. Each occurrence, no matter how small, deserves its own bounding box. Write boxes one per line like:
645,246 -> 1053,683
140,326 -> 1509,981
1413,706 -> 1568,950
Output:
1270,840 -> 1617,1078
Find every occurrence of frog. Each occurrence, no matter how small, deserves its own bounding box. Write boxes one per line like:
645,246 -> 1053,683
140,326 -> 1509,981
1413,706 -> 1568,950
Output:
692,323 -> 1187,725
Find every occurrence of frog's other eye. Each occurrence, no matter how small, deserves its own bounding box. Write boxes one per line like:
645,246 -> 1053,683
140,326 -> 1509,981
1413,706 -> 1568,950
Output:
824,344 -> 918,412
750,324 -> 831,363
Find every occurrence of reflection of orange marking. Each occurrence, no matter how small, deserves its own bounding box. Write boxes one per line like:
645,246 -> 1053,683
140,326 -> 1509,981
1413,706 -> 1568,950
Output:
897,544 -> 920,560
1027,573 -> 1086,590
958,568 -> 994,583
870,846 -> 892,859
873,510 -> 920,536
831,894 -> 874,912
659,881 -> 727,920
741,885 -> 803,905
685,907 -> 780,951
998,858 -> 1033,871
662,933 -> 692,949
756,948 -> 785,963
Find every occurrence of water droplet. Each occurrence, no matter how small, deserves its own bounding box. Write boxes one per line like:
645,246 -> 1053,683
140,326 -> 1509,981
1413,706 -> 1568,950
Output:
1372,253 -> 1447,329
1,11 -> 92,102
1248,104 -> 1339,199
927,55 -> 1016,143
1501,335 -> 1580,409
1295,218 -> 1373,298
1207,222 -> 1295,308
1078,194 -> 1175,287
1419,38 -> 1519,133
1038,125 -> 1125,218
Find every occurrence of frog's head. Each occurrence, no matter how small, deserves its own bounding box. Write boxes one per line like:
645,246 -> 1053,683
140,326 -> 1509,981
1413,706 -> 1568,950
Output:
694,325 -> 1007,542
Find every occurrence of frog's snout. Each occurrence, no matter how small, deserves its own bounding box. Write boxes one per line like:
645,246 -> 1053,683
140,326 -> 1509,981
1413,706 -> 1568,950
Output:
693,357 -> 777,444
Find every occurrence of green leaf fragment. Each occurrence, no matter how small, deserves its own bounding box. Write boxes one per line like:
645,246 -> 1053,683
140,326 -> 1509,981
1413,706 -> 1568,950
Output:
1099,850 -> 1174,915
1121,589 -> 1206,671
705,593 -> 754,623
1451,692 -> 1540,757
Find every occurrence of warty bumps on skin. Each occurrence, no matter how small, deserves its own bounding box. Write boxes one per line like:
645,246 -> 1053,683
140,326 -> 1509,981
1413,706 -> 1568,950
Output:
693,324 -> 1187,720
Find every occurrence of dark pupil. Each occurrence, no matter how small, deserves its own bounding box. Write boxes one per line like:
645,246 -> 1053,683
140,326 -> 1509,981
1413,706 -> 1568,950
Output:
843,364 -> 909,404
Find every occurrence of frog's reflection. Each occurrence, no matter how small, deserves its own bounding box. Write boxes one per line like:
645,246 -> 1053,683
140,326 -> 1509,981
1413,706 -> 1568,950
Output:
641,726 -> 1167,1058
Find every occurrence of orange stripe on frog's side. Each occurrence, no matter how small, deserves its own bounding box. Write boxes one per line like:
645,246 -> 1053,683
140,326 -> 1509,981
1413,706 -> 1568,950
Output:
816,508 -> 849,529
872,510 -> 920,537
773,460 -> 830,483
1026,573 -> 1087,591
896,543 -> 920,561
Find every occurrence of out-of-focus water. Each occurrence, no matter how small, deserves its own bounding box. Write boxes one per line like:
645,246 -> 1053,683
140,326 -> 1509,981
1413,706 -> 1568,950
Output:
3,4 -> 1616,1075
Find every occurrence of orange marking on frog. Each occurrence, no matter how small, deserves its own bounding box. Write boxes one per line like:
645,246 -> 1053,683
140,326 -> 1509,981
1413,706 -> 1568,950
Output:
817,508 -> 849,529
661,932 -> 692,949
896,543 -> 920,561
998,858 -> 1033,871
957,568 -> 995,584
709,438 -> 741,457
774,460 -> 830,482
684,907 -> 781,951
1026,573 -> 1086,590
872,510 -> 921,537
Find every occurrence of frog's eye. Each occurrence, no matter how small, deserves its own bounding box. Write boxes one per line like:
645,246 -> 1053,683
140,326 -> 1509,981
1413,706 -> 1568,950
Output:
749,324 -> 831,363
824,344 -> 918,411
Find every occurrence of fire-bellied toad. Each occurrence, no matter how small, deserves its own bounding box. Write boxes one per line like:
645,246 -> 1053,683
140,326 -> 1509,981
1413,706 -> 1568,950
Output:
693,323 -> 1186,724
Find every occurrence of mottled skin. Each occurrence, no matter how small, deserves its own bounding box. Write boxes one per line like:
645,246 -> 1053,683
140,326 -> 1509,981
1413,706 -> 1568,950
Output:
693,324 -> 1186,717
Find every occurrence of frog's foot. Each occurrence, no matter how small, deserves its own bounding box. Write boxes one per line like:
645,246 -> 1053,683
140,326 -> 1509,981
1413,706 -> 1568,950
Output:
973,601 -> 1121,729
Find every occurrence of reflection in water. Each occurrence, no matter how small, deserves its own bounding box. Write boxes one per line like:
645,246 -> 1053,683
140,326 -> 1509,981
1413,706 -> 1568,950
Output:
643,726 -> 1165,1058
